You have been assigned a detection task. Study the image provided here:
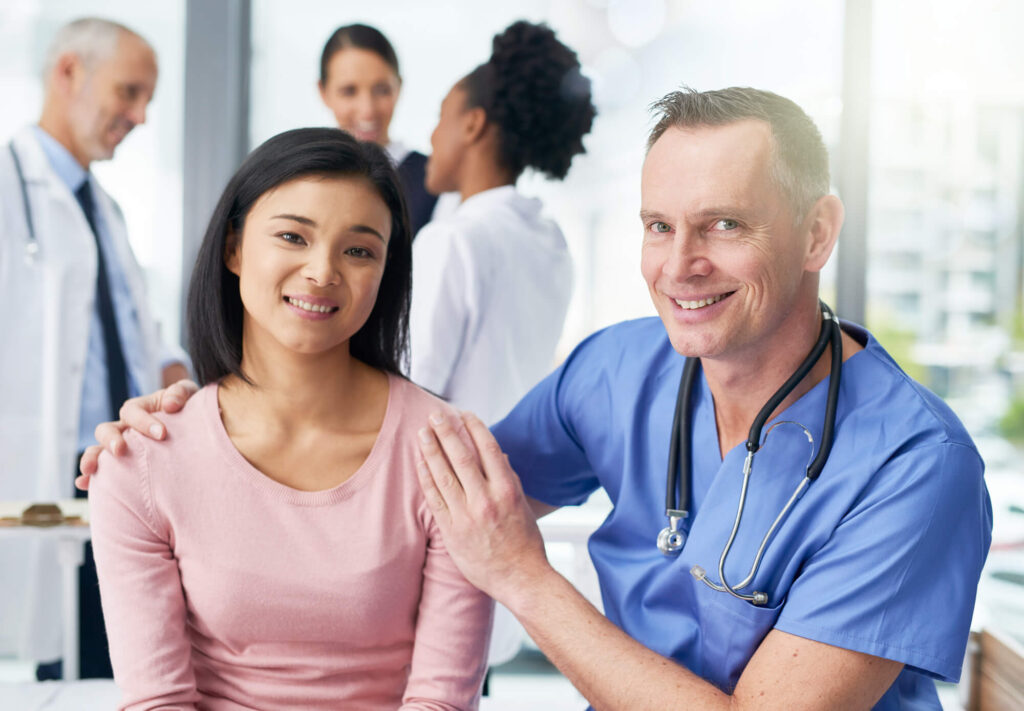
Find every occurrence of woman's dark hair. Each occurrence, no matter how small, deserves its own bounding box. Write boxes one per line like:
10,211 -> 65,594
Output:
319,23 -> 400,85
462,21 -> 596,181
186,127 -> 411,386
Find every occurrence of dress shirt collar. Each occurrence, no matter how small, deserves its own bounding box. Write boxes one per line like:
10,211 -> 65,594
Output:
456,184 -> 518,214
32,125 -> 89,193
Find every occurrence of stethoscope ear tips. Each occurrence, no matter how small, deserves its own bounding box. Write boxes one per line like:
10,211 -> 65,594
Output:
690,565 -> 707,581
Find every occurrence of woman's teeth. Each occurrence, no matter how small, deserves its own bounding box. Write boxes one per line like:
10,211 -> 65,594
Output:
674,294 -> 727,310
286,297 -> 337,314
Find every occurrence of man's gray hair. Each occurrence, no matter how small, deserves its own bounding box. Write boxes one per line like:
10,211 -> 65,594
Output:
648,87 -> 830,220
42,17 -> 143,81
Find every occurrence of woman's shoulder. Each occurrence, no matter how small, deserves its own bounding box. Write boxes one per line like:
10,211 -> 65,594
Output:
97,385 -> 220,479
153,383 -> 220,445
389,374 -> 462,423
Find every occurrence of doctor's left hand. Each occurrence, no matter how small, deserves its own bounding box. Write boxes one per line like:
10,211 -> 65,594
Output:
75,379 -> 200,490
417,412 -> 553,606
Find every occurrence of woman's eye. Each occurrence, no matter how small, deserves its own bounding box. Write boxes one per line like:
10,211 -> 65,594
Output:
713,219 -> 739,231
278,232 -> 306,245
346,246 -> 374,259
371,83 -> 394,98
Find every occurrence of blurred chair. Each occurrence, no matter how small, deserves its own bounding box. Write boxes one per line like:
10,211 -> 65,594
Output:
962,629 -> 1024,710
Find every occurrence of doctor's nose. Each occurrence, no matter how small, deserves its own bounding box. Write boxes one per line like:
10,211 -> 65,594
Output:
127,99 -> 148,127
664,232 -> 713,281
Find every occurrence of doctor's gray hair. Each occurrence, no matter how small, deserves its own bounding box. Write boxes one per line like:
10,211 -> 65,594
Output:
647,87 -> 830,221
42,18 -> 145,81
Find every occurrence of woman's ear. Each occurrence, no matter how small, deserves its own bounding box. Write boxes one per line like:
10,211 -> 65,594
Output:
463,106 -> 489,144
224,230 -> 241,276
803,194 -> 844,273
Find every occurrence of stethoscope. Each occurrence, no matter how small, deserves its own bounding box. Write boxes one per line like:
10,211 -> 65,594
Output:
8,142 -> 40,265
656,302 -> 843,606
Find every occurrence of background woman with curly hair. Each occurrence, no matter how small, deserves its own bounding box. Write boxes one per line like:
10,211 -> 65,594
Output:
411,20 -> 595,425
408,19 -> 596,667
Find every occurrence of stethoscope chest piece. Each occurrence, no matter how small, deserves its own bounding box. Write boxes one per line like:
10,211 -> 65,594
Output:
656,508 -> 687,555
656,526 -> 685,555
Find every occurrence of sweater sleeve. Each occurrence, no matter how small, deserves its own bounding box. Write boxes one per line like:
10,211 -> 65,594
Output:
89,436 -> 200,710
400,503 -> 494,709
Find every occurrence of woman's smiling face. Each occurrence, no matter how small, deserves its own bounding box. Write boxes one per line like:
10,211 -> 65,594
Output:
225,175 -> 392,360
318,48 -> 400,146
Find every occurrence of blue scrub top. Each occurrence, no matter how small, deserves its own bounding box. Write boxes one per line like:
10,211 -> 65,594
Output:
492,317 -> 991,710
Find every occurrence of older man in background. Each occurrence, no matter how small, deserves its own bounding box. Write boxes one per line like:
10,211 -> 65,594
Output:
0,17 -> 186,679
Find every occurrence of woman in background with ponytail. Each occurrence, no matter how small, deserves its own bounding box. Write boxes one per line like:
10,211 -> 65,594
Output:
409,19 -> 596,669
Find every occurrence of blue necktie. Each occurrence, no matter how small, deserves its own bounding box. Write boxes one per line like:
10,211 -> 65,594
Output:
75,179 -> 130,420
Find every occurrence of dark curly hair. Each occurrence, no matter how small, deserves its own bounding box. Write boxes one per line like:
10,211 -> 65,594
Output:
462,21 -> 596,181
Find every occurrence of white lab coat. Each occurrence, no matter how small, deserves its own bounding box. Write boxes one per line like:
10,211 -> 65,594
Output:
410,185 -> 573,426
0,126 -> 163,661
410,185 -> 573,666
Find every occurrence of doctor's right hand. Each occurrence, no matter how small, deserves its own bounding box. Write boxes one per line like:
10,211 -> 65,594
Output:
75,379 -> 200,490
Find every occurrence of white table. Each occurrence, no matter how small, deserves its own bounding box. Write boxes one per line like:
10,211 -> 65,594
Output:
0,500 -> 91,681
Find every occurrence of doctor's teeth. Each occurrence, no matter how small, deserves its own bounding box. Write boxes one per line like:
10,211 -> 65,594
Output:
287,297 -> 335,313
674,294 -> 726,310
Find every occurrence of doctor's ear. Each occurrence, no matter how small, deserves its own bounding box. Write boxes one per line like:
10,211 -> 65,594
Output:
224,230 -> 241,276
802,194 -> 844,273
51,52 -> 85,93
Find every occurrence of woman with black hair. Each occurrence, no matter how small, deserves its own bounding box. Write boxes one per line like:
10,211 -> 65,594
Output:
318,23 -> 438,235
87,128 -> 491,709
409,19 -> 596,667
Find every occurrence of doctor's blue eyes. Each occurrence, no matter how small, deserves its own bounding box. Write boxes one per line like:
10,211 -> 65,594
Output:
646,219 -> 739,234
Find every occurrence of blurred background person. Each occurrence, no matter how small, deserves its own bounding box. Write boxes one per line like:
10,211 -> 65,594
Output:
410,19 -> 596,671
0,17 -> 187,680
318,23 -> 439,236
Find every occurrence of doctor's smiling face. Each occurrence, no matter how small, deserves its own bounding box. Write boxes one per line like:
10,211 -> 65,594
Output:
64,31 -> 157,167
225,176 -> 392,359
640,120 -> 837,364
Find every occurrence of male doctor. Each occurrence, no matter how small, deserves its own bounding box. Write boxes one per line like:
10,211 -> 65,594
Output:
0,18 -> 186,678
81,87 -> 990,708
414,88 -> 991,709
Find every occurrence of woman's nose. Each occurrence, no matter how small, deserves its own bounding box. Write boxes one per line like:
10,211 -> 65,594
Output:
302,250 -> 340,286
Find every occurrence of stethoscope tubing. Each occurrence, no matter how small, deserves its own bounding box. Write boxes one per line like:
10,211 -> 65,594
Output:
8,142 -> 39,262
663,302 -> 843,605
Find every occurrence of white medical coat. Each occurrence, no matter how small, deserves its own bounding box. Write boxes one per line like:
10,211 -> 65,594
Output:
409,185 -> 573,665
0,126 -> 163,661
410,185 -> 573,425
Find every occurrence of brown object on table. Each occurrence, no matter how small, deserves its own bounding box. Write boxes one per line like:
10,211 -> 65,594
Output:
21,503 -> 65,527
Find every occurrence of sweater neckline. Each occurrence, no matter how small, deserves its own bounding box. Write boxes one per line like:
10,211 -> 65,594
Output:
202,374 -> 401,506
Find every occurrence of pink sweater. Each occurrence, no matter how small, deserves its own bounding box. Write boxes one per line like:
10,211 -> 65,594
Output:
90,375 -> 493,710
